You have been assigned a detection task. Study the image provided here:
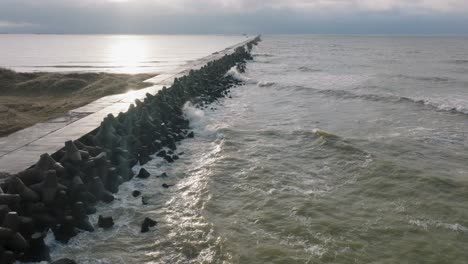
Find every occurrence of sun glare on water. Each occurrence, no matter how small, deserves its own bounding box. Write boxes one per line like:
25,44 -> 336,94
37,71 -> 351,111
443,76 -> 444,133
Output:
107,36 -> 150,74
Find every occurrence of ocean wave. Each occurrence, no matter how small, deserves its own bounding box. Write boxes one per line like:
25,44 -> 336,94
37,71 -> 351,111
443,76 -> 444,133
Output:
394,74 -> 451,83
446,59 -> 468,65
257,81 -> 276,87
409,219 -> 468,233
312,129 -> 340,140
253,53 -> 274,57
289,128 -> 370,157
183,102 -> 221,138
226,65 -> 252,83
298,66 -> 322,72
291,85 -> 468,115
396,96 -> 468,115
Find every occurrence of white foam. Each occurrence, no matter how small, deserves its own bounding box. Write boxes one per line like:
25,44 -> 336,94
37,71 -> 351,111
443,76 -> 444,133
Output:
226,65 -> 255,84
409,219 -> 468,233
182,102 -> 229,140
183,101 -> 205,126
257,81 -> 276,87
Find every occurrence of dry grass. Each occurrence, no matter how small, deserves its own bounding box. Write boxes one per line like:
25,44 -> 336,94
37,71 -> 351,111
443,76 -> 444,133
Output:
0,68 -> 154,137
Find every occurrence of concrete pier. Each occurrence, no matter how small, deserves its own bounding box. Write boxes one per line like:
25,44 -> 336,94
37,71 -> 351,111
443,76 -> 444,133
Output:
0,37 -> 254,175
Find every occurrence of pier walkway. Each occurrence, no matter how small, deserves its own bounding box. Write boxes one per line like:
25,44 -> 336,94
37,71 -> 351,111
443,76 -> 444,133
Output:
0,37 -> 253,174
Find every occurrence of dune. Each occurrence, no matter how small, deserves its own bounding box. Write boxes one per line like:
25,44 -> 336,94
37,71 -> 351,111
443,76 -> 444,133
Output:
0,68 -> 154,137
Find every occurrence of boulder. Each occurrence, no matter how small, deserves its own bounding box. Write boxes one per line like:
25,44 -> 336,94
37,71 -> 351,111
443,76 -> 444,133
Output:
20,232 -> 51,262
53,216 -> 77,243
141,217 -> 158,233
98,215 -> 114,229
162,183 -> 174,189
8,177 -> 39,202
136,168 -> 150,179
64,140 -> 82,162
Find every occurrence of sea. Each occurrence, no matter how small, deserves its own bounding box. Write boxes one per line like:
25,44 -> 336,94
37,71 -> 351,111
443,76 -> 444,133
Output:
8,35 -> 468,263
0,34 -> 248,74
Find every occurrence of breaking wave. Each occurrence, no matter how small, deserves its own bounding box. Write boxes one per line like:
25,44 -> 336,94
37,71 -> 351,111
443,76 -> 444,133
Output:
290,85 -> 468,115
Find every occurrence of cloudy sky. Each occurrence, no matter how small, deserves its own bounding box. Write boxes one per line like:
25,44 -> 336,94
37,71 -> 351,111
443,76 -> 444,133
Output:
1,0 -> 467,34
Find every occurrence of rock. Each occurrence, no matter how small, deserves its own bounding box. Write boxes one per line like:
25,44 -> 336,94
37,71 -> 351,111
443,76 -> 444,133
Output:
187,131 -> 195,138
166,139 -> 177,151
0,194 -> 20,206
71,175 -> 85,192
142,196 -> 150,205
15,169 -> 43,187
78,191 -> 97,205
172,155 -> 179,160
156,150 -> 166,157
72,202 -> 87,219
0,205 -> 10,222
136,168 -> 150,179
138,156 -> 151,166
85,205 -> 97,215
30,170 -> 67,205
36,153 -> 64,174
98,215 -> 114,229
74,217 -> 94,232
8,177 -> 39,202
2,212 -> 20,232
157,172 -> 168,178
74,140 -> 102,156
163,155 -> 174,163
20,232 -> 51,262
7,231 -> 29,251
72,202 -> 94,232
132,190 -> 141,197
53,190 -> 68,211
90,152 -> 107,166
138,146 -> 151,165
32,213 -> 57,230
1,250 -> 15,264
141,217 -> 158,233
106,167 -> 120,193
0,227 -> 13,240
93,117 -> 121,149
64,140 -> 82,162
100,191 -> 115,204
88,176 -> 105,197
79,150 -> 90,160
53,216 -> 77,243
88,177 -> 114,203
18,216 -> 35,238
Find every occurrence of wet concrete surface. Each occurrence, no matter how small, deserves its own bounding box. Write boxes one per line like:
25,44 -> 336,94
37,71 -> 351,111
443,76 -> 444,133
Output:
0,37 -> 253,174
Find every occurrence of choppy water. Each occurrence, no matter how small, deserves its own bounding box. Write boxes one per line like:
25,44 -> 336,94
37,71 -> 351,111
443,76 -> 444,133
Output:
0,34 -> 247,73
49,35 -> 468,263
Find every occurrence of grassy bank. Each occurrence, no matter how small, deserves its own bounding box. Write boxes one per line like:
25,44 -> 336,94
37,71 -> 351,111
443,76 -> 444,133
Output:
0,68 -> 154,137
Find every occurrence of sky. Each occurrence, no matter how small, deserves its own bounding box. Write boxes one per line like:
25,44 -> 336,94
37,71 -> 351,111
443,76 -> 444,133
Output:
0,0 -> 467,34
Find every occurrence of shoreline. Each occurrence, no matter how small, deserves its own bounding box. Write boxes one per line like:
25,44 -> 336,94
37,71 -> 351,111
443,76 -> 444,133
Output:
0,36 -> 260,263
0,69 -> 155,137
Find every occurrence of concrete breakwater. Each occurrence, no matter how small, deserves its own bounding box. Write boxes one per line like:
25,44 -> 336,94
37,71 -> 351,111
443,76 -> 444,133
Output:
0,36 -> 261,263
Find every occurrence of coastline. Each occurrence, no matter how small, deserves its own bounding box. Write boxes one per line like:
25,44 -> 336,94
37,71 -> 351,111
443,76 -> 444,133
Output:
0,69 -> 154,137
0,36 -> 260,263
